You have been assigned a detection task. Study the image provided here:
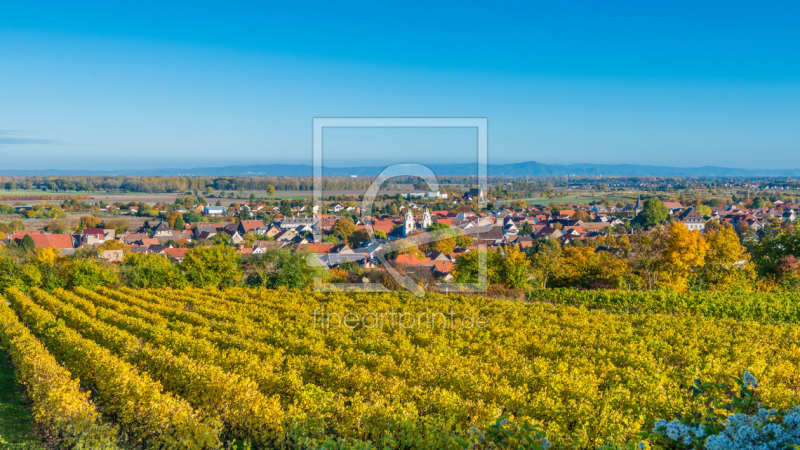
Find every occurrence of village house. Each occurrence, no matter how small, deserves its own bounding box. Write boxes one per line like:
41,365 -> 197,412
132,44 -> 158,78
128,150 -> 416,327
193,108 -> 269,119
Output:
679,208 -> 706,232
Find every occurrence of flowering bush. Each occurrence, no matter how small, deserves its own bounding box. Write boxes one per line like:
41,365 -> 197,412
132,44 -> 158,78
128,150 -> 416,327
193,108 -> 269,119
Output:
643,372 -> 800,449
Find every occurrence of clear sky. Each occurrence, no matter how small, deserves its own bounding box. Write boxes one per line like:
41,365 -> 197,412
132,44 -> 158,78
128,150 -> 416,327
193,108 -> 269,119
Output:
1,1 -> 799,170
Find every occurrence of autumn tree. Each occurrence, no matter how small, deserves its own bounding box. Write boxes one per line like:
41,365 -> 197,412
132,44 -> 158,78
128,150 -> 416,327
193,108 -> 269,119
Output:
502,246 -> 530,289
510,200 -> 527,211
572,210 -> 591,222
698,223 -> 756,290
45,219 -> 70,234
183,245 -> 242,288
243,231 -> 257,246
165,211 -> 180,229
103,218 -> 130,235
661,222 -> 709,291
331,218 -> 356,241
76,215 -> 102,232
527,238 -> 563,289
776,256 -> 800,290
552,246 -> 629,289
627,229 -> 669,290
99,240 -> 129,254
266,185 -> 275,197
420,223 -> 458,254
387,237 -> 425,261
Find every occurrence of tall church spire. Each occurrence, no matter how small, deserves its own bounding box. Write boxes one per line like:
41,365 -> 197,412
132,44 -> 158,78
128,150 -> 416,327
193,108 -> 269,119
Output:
403,209 -> 415,237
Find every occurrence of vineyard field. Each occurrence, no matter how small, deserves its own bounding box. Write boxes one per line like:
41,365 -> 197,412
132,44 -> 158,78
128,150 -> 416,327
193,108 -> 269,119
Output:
527,288 -> 800,325
1,287 -> 800,449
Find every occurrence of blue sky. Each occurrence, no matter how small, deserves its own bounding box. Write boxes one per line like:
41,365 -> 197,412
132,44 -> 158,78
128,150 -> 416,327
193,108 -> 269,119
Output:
1,1 -> 799,170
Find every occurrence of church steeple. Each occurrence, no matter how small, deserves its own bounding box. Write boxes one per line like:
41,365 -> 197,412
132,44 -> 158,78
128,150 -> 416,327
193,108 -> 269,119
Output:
403,209 -> 415,237
634,194 -> 643,216
421,207 -> 432,229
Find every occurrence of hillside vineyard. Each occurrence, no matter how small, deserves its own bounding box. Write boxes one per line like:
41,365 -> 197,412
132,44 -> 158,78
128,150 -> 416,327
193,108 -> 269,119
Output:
2,287 -> 800,448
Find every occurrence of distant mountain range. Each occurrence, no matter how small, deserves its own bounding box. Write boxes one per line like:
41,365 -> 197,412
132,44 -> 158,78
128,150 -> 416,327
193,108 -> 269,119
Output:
1,161 -> 799,177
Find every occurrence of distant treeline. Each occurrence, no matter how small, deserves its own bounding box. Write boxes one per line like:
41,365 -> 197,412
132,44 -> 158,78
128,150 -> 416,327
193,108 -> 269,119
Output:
0,174 -> 798,195
0,176 -> 370,193
0,175 -> 550,194
0,194 -> 91,201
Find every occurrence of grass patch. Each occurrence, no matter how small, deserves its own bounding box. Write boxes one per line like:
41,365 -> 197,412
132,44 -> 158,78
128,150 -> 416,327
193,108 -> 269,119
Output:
0,348 -> 41,449
523,195 -> 637,205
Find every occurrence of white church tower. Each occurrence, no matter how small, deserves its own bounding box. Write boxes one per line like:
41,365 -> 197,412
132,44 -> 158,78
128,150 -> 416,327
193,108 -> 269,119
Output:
403,209 -> 415,237
421,207 -> 432,229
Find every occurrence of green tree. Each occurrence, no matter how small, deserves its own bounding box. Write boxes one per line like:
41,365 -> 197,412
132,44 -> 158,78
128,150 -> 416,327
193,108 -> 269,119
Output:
750,225 -> 800,278
632,198 -> 669,228
241,249 -> 321,289
183,245 -> 242,288
266,185 -> 276,197
211,233 -> 231,246
120,253 -> 187,289
520,221 -> 533,236
173,214 -> 185,231
349,229 -> 370,247
20,234 -> 36,253
280,201 -> 293,217
183,212 -> 202,223
452,250 -> 503,285
64,259 -> 118,290
696,204 -> 712,217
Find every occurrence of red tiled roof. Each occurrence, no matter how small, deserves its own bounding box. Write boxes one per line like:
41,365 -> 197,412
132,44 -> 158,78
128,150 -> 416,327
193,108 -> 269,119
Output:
433,260 -> 454,274
367,220 -> 395,234
12,229 -> 43,236
239,220 -> 265,232
13,234 -> 73,249
163,247 -> 188,258
294,243 -> 335,254
395,254 -> 420,266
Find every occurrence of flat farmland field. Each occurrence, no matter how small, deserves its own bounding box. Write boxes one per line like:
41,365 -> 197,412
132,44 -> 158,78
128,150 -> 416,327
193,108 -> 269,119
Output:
523,195 -> 637,205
